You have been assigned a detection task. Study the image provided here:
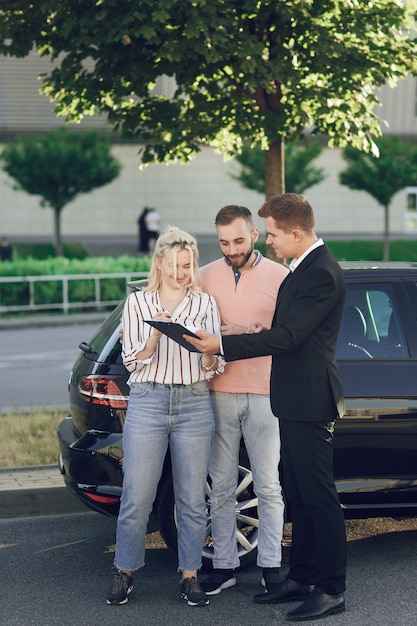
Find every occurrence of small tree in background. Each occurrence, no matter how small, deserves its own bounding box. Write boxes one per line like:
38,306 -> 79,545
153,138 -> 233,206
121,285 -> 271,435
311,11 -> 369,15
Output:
232,140 -> 326,196
339,135 -> 417,261
1,128 -> 121,256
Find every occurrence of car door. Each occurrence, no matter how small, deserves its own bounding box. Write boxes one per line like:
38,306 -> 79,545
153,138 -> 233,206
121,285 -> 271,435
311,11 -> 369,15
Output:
334,270 -> 417,514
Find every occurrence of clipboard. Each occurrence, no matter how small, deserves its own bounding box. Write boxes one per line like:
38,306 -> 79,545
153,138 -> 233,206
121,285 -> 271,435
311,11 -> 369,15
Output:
145,320 -> 202,352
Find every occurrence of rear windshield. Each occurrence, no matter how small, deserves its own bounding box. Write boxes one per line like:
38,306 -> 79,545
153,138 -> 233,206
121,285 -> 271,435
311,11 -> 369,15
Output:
87,300 -> 125,364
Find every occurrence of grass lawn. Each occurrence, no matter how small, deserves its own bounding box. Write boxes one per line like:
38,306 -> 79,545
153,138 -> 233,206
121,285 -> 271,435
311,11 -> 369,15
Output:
0,408 -> 67,467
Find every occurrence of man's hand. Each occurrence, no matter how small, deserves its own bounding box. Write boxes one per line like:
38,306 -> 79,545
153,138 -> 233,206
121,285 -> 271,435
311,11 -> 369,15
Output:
184,330 -> 221,355
247,321 -> 265,334
221,318 -> 246,335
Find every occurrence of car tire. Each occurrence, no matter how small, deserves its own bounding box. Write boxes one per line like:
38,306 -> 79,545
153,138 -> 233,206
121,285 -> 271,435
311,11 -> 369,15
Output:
155,463 -> 259,571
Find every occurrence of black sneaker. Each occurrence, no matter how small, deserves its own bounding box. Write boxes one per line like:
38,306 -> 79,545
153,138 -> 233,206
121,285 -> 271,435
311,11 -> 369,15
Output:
180,577 -> 209,606
107,568 -> 134,605
261,567 -> 283,592
201,569 -> 237,595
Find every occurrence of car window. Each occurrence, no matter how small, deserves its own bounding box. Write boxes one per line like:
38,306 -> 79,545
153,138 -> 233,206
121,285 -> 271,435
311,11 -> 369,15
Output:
86,300 -> 125,364
336,283 -> 409,359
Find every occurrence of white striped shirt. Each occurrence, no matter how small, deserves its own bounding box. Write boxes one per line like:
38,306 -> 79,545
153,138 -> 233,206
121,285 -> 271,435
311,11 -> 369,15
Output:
122,289 -> 224,386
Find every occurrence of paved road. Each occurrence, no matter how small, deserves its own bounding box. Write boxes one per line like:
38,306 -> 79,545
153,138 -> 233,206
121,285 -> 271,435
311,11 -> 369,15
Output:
0,320 -> 103,412
2,512 -> 417,625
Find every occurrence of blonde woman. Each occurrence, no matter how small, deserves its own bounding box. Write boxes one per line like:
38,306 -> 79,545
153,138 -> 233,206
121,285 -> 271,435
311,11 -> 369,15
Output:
107,227 -> 223,607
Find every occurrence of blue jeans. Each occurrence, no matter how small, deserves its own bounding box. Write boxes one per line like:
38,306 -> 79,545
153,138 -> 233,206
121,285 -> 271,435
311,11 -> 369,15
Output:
114,381 -> 215,572
208,391 -> 284,569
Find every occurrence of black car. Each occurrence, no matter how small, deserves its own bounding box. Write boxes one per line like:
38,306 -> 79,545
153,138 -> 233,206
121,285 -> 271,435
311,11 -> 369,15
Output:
57,263 -> 417,569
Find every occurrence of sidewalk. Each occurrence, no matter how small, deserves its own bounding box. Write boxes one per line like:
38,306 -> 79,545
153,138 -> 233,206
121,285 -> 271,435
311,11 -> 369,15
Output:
0,464 -> 87,518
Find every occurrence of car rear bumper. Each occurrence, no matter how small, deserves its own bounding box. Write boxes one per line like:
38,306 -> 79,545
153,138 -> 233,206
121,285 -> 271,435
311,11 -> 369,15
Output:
57,416 -> 123,517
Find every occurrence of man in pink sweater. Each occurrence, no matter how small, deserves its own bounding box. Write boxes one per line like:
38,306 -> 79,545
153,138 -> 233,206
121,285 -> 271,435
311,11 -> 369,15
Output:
200,205 -> 289,595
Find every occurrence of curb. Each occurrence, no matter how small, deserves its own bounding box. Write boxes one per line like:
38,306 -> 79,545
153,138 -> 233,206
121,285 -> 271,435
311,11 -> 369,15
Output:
0,486 -> 89,519
0,465 -> 89,519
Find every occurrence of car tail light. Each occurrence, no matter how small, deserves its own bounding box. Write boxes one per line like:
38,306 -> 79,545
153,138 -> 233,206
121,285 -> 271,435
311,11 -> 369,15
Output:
78,376 -> 128,409
80,489 -> 120,505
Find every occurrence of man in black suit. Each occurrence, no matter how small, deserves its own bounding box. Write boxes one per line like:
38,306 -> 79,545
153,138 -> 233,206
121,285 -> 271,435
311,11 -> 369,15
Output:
185,193 -> 347,622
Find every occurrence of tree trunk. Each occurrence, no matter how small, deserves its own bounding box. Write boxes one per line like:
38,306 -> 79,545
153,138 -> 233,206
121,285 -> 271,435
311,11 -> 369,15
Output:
383,204 -> 390,262
265,138 -> 285,198
53,206 -> 63,257
264,138 -> 286,263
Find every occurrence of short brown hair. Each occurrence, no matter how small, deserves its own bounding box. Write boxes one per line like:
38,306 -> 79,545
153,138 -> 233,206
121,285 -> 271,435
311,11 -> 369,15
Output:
215,205 -> 253,227
258,193 -> 315,233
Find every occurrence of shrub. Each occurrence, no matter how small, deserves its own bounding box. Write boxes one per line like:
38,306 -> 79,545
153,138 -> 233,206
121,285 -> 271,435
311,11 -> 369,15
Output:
13,242 -> 87,260
0,255 -> 151,309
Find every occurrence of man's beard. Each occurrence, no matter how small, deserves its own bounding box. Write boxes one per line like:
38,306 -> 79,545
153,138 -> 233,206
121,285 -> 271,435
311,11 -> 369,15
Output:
225,245 -> 254,269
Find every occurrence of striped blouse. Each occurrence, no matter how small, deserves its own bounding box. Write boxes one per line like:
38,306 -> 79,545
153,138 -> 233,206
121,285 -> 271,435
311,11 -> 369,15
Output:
122,289 -> 224,386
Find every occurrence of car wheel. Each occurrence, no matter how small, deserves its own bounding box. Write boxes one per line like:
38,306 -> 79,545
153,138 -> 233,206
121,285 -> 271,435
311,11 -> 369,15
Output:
155,464 -> 259,571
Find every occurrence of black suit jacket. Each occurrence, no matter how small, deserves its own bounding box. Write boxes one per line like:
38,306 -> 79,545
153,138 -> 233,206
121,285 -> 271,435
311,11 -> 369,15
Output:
222,245 -> 346,422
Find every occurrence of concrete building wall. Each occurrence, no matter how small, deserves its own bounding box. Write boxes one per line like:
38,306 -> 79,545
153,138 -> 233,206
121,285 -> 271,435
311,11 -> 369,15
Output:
301,148 -> 405,236
1,141 -> 408,239
0,144 -> 267,237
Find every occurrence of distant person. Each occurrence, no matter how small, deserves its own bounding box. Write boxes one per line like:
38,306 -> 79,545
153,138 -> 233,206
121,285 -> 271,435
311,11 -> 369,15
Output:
0,238 -> 13,262
144,208 -> 161,254
137,207 -> 150,253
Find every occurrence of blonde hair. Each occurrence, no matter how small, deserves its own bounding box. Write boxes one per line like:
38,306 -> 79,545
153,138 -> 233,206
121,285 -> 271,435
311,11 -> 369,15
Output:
145,226 -> 201,292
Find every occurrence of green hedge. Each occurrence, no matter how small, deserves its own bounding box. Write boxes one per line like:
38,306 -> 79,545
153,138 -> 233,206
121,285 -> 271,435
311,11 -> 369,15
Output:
12,242 -> 87,260
326,240 -> 417,261
256,240 -> 417,262
2,240 -> 417,310
0,255 -> 151,309
0,255 -> 151,278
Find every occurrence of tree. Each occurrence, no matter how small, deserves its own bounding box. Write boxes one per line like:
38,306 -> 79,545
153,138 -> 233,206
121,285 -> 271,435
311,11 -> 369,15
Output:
339,135 -> 417,261
232,140 -> 326,196
1,2 -> 417,199
1,128 -> 121,256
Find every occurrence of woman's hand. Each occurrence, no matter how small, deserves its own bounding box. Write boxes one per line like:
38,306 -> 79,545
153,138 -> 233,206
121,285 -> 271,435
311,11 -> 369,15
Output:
150,310 -> 172,339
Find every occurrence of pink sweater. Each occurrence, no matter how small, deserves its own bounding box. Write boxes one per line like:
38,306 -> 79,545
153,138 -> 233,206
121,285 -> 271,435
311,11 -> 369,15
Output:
200,255 -> 289,394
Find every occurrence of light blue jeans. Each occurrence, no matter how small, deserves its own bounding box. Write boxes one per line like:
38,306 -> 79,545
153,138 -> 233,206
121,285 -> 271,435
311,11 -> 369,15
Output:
114,381 -> 214,572
209,391 -> 284,569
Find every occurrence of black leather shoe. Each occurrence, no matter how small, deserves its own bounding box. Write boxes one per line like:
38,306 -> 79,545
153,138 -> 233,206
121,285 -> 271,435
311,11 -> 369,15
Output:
286,588 -> 345,621
253,577 -> 314,604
